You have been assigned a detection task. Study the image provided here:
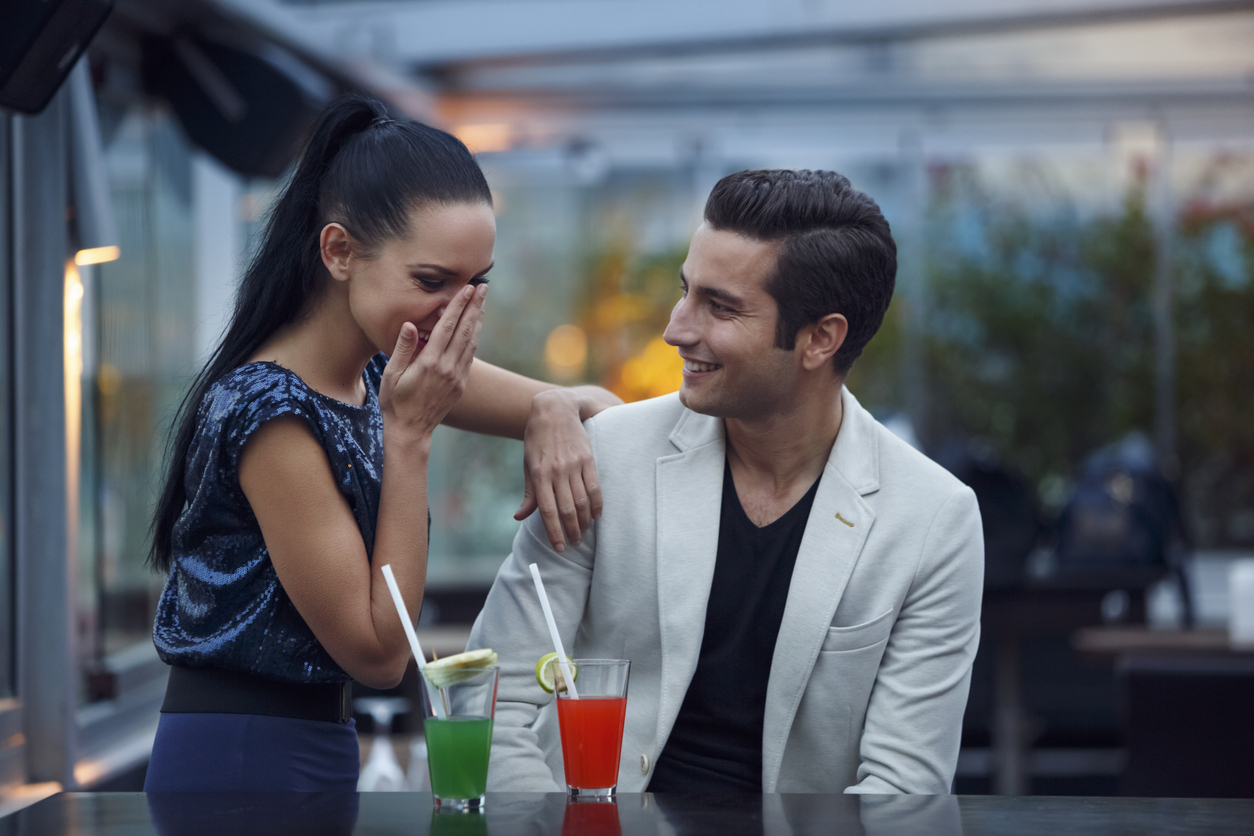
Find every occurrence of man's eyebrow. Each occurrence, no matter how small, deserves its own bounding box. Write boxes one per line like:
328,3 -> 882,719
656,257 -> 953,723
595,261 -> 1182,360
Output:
703,286 -> 745,307
680,270 -> 745,308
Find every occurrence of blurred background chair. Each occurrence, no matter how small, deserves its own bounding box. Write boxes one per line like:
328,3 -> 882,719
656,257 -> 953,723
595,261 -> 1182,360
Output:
1118,653 -> 1254,798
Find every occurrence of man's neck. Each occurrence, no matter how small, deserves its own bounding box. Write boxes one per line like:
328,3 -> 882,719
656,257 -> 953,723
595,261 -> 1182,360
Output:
723,382 -> 844,526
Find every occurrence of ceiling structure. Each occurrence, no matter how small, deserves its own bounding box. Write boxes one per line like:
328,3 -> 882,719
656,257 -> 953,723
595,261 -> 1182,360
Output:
196,0 -> 1254,166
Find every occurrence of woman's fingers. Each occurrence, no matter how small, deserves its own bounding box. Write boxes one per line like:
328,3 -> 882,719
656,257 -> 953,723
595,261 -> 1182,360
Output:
382,285 -> 484,436
569,472 -> 592,534
380,322 -> 419,395
454,285 -> 487,367
423,285 -> 476,356
514,465 -> 539,522
582,457 -> 603,522
553,476 -> 582,548
533,471 -> 568,552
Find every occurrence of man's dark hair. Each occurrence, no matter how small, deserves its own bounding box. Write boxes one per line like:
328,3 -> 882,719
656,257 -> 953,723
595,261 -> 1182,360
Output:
703,169 -> 896,375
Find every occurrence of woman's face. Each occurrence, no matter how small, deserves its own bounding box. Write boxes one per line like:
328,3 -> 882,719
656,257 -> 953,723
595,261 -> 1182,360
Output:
338,201 -> 496,356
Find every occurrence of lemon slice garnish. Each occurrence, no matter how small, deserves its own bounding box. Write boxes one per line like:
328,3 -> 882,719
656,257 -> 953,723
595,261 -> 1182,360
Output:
423,648 -> 498,689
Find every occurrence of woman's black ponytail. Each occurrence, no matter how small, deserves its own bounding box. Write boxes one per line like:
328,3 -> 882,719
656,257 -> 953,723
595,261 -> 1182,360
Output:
148,94 -> 491,572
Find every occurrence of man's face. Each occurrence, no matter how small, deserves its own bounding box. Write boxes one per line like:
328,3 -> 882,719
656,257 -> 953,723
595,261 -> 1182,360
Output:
663,223 -> 800,420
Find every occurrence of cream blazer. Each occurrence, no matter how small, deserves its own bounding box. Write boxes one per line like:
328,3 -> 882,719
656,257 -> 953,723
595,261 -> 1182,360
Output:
467,388 -> 983,793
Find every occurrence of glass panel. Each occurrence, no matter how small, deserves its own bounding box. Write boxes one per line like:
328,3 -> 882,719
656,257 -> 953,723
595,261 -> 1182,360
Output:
426,170 -> 691,586
423,141 -> 1254,590
78,105 -> 198,702
843,147 -> 1254,551
204,128 -> 1254,586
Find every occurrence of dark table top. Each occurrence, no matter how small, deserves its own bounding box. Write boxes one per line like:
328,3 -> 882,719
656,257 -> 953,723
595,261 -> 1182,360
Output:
6,792 -> 1254,835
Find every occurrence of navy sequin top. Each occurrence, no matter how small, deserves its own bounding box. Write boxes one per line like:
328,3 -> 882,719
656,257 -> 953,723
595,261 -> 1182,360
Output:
152,355 -> 389,683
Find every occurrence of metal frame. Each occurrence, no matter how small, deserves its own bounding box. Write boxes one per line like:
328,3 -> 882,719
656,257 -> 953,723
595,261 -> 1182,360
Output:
12,91 -> 76,789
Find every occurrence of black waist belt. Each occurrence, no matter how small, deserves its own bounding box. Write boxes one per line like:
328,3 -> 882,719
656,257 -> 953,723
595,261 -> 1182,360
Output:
162,665 -> 352,724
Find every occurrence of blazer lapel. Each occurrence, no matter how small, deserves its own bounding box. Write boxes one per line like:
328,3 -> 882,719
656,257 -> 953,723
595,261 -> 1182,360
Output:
761,389 -> 880,791
654,409 -> 725,752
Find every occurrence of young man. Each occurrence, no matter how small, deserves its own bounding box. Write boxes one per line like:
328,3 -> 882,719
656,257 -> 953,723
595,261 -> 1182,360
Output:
467,170 -> 983,794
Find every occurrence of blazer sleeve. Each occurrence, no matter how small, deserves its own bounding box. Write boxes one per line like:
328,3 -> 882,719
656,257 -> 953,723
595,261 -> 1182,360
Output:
465,426 -> 601,792
847,486 -> 984,794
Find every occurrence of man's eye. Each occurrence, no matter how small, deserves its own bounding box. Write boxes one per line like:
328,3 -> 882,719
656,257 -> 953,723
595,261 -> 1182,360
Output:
710,300 -> 730,313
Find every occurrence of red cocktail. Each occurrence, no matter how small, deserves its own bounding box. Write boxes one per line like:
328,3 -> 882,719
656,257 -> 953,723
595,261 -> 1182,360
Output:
555,659 -> 630,799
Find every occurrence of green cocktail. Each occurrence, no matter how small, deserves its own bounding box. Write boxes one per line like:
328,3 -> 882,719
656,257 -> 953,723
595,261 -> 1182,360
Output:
419,662 -> 499,811
424,715 -> 493,800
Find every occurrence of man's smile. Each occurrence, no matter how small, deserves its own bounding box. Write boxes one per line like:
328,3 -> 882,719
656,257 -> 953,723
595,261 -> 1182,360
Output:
683,359 -> 722,374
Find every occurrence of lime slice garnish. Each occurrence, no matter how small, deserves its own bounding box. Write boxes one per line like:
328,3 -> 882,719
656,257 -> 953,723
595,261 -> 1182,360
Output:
535,652 -> 577,694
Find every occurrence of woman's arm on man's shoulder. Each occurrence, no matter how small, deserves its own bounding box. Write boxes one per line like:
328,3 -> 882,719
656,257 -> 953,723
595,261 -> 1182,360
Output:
442,359 -> 622,551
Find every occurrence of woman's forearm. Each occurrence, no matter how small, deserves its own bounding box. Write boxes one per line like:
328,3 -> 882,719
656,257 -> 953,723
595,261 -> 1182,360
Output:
363,431 -> 433,687
441,358 -> 623,551
442,359 -> 553,439
444,359 -> 622,438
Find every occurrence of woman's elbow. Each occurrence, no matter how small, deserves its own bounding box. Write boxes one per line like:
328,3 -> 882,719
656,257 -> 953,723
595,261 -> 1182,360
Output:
340,648 -> 410,690
349,662 -> 407,691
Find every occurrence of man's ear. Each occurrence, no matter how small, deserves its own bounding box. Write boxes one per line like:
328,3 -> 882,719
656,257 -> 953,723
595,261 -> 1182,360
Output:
799,313 -> 849,372
320,223 -> 354,282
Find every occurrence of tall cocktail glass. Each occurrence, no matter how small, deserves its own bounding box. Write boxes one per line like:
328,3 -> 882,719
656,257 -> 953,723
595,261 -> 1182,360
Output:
419,665 -> 499,812
556,659 -> 630,800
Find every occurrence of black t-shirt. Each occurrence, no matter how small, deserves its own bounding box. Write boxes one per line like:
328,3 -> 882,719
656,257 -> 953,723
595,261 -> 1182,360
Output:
647,460 -> 822,792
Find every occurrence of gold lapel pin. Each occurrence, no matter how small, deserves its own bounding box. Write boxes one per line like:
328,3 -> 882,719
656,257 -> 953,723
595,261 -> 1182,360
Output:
835,512 -> 854,528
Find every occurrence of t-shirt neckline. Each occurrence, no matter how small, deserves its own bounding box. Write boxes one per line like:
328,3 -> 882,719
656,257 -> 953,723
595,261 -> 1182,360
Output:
724,459 -> 823,533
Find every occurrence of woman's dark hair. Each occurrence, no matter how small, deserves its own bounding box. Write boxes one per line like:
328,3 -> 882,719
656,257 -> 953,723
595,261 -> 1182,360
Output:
703,169 -> 896,375
149,94 -> 492,572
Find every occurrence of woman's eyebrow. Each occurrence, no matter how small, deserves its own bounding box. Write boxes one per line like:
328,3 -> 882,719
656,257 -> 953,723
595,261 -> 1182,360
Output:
408,263 -> 457,275
408,262 -> 495,278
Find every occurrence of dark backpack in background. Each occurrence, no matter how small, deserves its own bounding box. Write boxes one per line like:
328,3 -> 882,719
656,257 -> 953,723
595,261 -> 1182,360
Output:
1054,434 -> 1191,620
937,440 -> 1043,590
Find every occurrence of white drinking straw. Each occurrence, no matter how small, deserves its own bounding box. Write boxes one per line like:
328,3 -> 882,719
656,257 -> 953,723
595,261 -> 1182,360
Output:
528,563 -> 580,700
380,564 -> 446,719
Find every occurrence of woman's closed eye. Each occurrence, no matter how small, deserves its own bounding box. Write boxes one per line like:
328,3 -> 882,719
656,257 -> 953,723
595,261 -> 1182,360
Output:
412,274 -> 446,291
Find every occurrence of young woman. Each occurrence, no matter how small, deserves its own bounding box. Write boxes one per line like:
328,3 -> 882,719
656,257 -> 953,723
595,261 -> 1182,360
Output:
143,94 -> 618,792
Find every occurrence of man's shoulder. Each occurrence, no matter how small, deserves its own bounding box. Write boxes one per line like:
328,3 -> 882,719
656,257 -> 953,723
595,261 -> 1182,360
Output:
866,416 -> 974,511
585,392 -> 690,446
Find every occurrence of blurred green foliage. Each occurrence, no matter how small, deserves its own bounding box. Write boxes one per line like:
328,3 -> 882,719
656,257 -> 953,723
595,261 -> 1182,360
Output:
572,244 -> 686,400
1175,201 -> 1254,546
851,162 -> 1254,547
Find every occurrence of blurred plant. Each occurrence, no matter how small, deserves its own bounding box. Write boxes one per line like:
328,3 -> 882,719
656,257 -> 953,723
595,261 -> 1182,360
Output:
851,159 -> 1253,547
923,163 -> 1156,508
1175,198 -> 1254,546
571,243 -> 687,402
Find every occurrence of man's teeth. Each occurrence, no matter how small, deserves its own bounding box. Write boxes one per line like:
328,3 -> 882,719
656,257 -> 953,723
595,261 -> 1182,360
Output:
685,360 -> 720,373
417,330 -> 431,341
